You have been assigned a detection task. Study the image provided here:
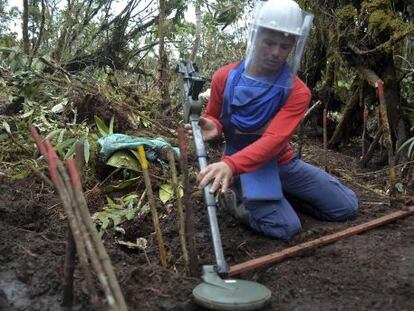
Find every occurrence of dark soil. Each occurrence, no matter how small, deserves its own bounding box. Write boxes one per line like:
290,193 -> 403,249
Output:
1,140 -> 413,311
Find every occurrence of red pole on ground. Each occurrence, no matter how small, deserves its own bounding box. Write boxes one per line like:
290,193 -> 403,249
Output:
30,126 -> 47,158
229,206 -> 414,277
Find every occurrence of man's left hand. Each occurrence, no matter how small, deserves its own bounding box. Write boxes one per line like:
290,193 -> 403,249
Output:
197,161 -> 233,193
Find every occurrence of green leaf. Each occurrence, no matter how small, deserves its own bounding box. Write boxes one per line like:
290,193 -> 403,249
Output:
142,118 -> 152,128
45,129 -> 63,140
40,114 -> 52,128
0,133 -> 8,142
20,109 -> 34,118
58,129 -> 66,144
125,206 -> 136,220
8,51 -> 15,61
397,137 -> 414,159
140,203 -> 150,215
159,183 -> 174,204
111,212 -> 123,228
178,185 -> 184,198
32,58 -> 44,72
64,141 -> 77,160
123,194 -> 139,203
94,115 -> 109,137
395,182 -> 404,193
92,194 -> 139,236
106,150 -> 141,171
11,170 -> 31,179
397,136 -> 414,152
104,177 -> 140,193
107,196 -> 116,209
83,139 -> 90,164
2,121 -> 11,134
55,138 -> 76,153
408,140 -> 414,159
109,115 -> 115,135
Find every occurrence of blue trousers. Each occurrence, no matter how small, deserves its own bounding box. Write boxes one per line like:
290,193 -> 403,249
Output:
234,157 -> 358,241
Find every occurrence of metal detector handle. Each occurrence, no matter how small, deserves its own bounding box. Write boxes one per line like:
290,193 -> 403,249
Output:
177,62 -> 205,123
190,116 -> 229,275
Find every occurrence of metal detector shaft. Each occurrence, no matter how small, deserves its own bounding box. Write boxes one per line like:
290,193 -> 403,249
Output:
177,61 -> 229,275
190,116 -> 229,275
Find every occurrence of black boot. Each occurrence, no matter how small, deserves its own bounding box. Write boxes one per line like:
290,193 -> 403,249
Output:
218,190 -> 250,225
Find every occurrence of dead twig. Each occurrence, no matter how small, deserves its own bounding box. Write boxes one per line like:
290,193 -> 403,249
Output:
304,100 -> 322,121
359,128 -> 383,167
356,160 -> 414,177
30,165 -> 53,188
331,169 -> 389,198
17,243 -> 38,257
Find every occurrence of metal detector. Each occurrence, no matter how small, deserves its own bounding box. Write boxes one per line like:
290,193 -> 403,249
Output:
177,62 -> 271,311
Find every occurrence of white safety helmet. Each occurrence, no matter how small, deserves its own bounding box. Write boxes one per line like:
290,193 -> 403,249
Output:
245,0 -> 314,84
255,0 -> 304,36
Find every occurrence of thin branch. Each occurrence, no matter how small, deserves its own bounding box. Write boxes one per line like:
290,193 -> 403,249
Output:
30,0 -> 46,64
348,28 -> 414,55
127,42 -> 158,60
304,100 -> 322,121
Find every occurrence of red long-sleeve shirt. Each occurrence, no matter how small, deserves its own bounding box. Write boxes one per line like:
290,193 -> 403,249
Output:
203,62 -> 311,175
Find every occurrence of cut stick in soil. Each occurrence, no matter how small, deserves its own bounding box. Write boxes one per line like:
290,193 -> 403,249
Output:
44,141 -> 98,304
178,128 -> 198,276
167,148 -> 190,274
137,145 -> 168,268
323,107 -> 328,171
66,158 -> 128,311
62,228 -> 76,307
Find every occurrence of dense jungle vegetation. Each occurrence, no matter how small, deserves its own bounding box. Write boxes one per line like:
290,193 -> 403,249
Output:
0,1 -> 414,310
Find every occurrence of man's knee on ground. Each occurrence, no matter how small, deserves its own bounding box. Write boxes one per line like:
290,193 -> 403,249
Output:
322,192 -> 358,221
259,216 -> 302,241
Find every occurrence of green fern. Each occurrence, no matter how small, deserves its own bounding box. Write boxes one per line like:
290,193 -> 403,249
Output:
397,136 -> 414,160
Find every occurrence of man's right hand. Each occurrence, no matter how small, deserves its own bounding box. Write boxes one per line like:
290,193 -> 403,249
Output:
184,117 -> 219,141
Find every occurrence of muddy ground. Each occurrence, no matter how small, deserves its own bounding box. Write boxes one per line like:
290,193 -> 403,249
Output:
1,139 -> 413,311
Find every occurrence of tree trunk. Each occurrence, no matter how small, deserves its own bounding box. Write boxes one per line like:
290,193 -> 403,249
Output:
29,0 -> 45,65
360,128 -> 383,167
52,1 -> 76,63
327,84 -> 360,149
358,67 -> 397,192
22,0 -> 30,54
190,1 -> 202,62
158,0 -> 170,114
380,55 -> 408,155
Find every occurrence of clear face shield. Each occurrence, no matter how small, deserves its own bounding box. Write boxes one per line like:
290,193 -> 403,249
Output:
244,0 -> 314,87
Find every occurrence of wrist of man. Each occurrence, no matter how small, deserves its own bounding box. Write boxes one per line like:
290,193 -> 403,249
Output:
203,115 -> 223,137
222,157 -> 238,176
